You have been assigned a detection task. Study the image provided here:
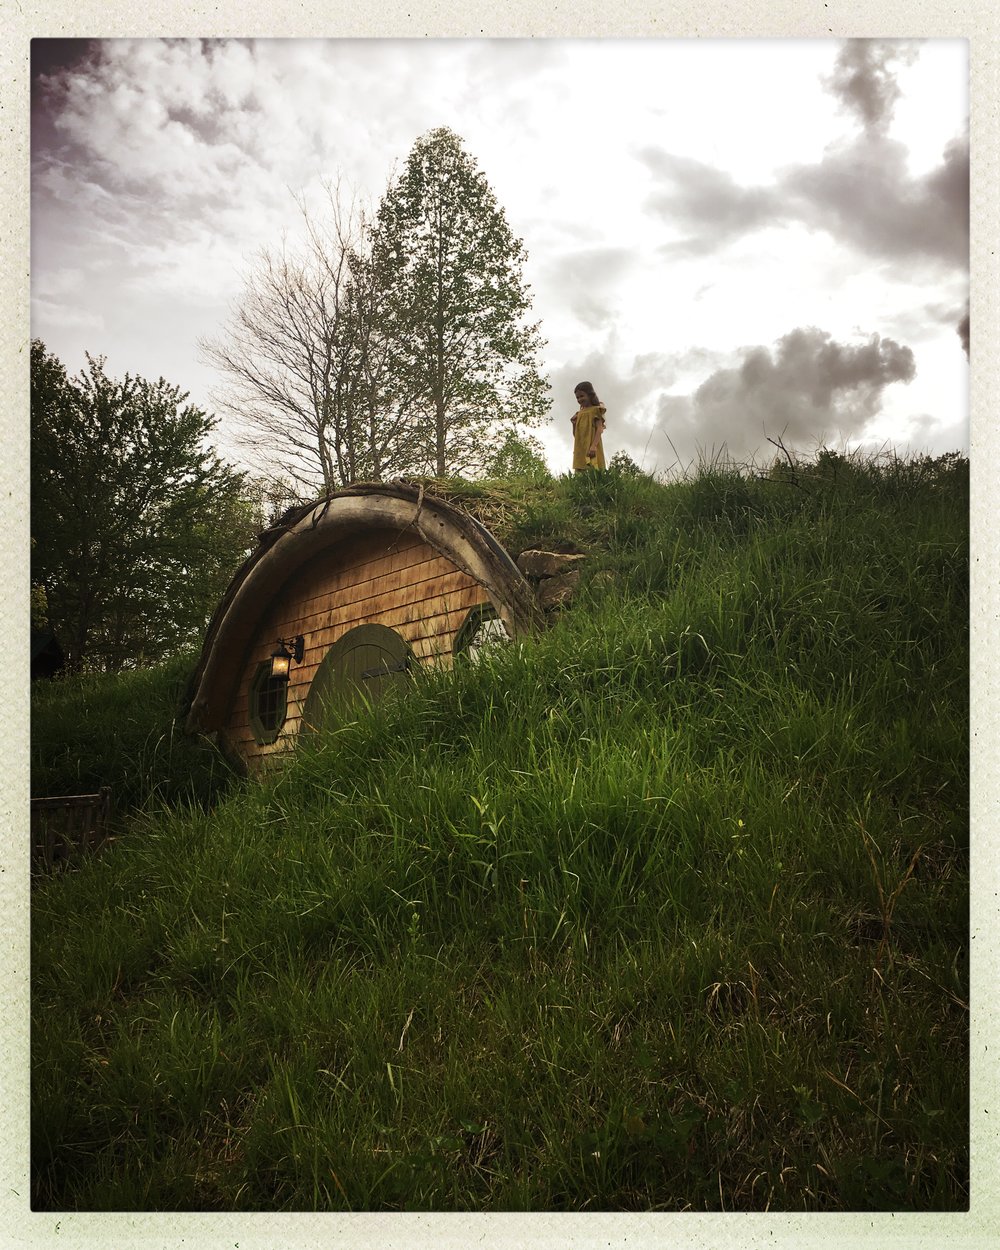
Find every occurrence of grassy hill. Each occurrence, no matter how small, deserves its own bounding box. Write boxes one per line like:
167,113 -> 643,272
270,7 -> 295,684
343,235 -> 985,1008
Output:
30,451 -> 969,1211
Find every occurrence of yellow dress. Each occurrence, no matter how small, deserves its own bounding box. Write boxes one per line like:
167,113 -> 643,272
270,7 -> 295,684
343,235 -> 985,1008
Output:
572,404 -> 607,471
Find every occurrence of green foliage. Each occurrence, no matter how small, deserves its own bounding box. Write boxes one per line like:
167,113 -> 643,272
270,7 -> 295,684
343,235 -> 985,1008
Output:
607,449 -> 646,477
31,449 -> 968,1211
203,137 -> 551,492
371,126 -> 550,477
30,578 -> 49,632
483,430 -> 551,482
31,341 -> 257,671
31,652 -> 236,812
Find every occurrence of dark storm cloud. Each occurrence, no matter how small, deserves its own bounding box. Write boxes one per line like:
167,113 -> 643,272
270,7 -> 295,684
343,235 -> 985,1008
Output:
641,153 -> 782,254
541,247 -> 636,331
640,133 -> 968,271
824,38 -> 919,134
957,305 -> 969,358
31,39 -> 100,150
31,38 -> 98,87
653,327 -> 916,466
547,326 -> 917,474
784,133 -> 969,268
638,40 -> 967,272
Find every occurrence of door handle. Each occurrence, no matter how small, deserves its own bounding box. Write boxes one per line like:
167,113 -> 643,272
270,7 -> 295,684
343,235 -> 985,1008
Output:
360,657 -> 411,680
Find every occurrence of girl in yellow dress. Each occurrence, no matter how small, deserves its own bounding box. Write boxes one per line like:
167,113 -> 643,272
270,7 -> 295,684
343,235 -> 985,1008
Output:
571,381 -> 607,472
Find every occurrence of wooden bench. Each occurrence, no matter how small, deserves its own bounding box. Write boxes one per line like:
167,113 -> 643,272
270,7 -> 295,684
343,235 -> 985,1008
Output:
31,787 -> 113,875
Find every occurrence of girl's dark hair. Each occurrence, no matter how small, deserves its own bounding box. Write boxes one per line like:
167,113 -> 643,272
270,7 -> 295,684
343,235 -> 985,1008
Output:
575,381 -> 600,406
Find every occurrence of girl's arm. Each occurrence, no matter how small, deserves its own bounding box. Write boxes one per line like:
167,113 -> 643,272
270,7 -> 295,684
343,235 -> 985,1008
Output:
588,413 -> 606,457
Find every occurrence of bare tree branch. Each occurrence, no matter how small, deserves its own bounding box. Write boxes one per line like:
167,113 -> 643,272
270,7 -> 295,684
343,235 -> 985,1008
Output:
200,182 -> 422,494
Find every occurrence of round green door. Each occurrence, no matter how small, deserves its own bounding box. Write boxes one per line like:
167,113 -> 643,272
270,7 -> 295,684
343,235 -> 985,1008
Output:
302,624 -> 412,730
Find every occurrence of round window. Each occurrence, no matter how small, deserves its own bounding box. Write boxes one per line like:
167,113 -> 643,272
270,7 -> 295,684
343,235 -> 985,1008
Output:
454,605 -> 511,663
248,661 -> 289,745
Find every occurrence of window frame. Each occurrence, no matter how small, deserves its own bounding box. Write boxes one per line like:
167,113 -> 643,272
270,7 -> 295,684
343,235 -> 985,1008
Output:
248,660 -> 290,745
453,604 -> 510,662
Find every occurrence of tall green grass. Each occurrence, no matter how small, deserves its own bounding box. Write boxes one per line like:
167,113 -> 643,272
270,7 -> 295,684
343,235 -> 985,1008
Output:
31,650 -> 236,813
31,451 -> 968,1211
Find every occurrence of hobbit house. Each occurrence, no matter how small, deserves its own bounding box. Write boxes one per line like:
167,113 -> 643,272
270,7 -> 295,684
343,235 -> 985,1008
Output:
184,483 -> 543,769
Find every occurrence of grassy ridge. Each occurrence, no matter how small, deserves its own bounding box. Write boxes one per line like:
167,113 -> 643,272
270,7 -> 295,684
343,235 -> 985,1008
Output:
30,651 -> 236,813
31,452 -> 968,1210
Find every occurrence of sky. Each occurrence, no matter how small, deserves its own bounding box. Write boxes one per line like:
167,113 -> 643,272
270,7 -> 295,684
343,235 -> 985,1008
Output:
30,37 -> 969,480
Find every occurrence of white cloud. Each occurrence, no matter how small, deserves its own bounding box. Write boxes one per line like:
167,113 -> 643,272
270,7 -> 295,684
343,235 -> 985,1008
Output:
30,298 -> 105,334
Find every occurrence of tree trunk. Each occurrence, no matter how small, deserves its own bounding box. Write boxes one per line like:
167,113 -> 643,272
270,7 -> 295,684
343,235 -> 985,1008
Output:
435,394 -> 446,477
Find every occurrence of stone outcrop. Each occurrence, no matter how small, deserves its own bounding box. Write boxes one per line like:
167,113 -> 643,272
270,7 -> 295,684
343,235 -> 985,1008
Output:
516,549 -> 587,579
516,549 -> 587,611
535,569 -> 582,610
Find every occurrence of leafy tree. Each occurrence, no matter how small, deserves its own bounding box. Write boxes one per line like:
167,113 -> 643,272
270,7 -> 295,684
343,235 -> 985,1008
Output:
201,141 -> 549,490
30,567 -> 50,632
484,430 -> 551,481
31,341 -> 256,671
608,450 -> 647,478
370,127 -> 550,477
201,185 -> 419,494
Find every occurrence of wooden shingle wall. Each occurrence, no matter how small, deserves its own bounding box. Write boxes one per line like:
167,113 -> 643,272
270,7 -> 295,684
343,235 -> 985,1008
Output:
223,527 -> 489,764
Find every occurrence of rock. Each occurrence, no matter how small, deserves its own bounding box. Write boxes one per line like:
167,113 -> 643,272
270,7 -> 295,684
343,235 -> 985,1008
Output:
536,569 -> 581,610
516,549 -> 587,579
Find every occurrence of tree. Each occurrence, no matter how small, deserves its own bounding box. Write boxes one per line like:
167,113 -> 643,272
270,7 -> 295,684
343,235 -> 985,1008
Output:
483,430 -> 551,481
370,127 -> 550,477
201,185 -> 419,495
202,139 -> 550,491
31,341 -> 256,671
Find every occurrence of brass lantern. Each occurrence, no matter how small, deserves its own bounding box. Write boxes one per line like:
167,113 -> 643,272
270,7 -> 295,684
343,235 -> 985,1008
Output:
270,634 -> 304,681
